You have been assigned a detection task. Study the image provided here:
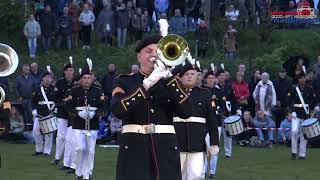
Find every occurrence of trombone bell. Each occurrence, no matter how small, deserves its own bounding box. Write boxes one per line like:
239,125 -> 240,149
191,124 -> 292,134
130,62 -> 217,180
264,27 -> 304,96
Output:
0,43 -> 19,77
157,34 -> 189,67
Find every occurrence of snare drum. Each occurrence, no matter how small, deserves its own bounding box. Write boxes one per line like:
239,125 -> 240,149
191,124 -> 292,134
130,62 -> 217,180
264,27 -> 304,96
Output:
301,118 -> 320,139
39,115 -> 57,134
224,115 -> 244,136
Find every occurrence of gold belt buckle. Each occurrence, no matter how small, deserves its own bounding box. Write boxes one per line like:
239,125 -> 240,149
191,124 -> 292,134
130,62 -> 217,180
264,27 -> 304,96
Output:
145,124 -> 156,134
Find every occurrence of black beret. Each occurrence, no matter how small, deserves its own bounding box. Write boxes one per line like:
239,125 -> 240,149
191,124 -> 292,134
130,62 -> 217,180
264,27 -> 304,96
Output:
42,71 -> 51,78
204,70 -> 216,79
171,64 -> 182,76
64,63 -> 73,71
295,72 -> 306,80
216,69 -> 225,76
79,64 -> 92,78
179,63 -> 200,77
135,34 -> 162,53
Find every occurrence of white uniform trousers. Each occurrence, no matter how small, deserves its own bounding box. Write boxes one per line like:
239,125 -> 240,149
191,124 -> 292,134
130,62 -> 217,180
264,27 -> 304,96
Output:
74,129 -> 98,179
63,126 -> 76,168
180,152 -> 205,180
291,118 -> 307,157
32,117 -> 53,154
223,127 -> 232,157
205,127 -> 222,175
55,118 -> 68,160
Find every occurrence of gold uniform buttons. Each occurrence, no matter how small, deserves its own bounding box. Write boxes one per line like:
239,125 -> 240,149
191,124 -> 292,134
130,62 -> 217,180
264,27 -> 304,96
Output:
126,102 -> 130,106
176,89 -> 179,92
138,94 -> 141,97
132,98 -> 136,101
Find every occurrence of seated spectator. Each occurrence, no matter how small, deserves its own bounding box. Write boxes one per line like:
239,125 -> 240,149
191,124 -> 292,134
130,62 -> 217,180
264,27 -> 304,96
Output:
195,20 -> 209,58
287,1 -> 297,11
236,111 -> 256,146
232,72 -> 250,111
23,14 -> 41,59
109,114 -> 122,145
225,4 -> 239,22
56,7 -> 73,50
277,111 -> 292,144
97,116 -> 109,144
169,9 -> 186,35
253,110 -> 276,144
9,106 -> 25,134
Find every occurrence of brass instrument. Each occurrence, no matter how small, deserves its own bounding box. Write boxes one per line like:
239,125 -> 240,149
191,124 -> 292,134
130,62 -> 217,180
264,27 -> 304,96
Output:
157,34 -> 189,67
0,43 -> 19,106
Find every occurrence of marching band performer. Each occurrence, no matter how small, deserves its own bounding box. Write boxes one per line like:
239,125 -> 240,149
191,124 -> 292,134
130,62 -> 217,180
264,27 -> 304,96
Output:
66,60 -> 105,180
202,70 -> 226,178
52,57 -> 75,168
110,34 -> 191,180
174,63 -> 219,180
287,73 -> 316,160
32,67 -> 56,156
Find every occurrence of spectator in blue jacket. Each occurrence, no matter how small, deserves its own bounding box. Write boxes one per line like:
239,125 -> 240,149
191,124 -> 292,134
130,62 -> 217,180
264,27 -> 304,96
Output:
169,8 -> 186,35
154,0 -> 169,19
278,111 -> 292,144
253,110 -> 276,143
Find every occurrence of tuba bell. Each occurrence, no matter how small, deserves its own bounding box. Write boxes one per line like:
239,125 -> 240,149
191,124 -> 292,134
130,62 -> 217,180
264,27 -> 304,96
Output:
157,34 -> 189,67
0,43 -> 19,106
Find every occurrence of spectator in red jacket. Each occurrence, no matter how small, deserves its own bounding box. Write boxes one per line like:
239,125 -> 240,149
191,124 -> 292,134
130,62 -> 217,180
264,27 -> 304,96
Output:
232,72 -> 250,111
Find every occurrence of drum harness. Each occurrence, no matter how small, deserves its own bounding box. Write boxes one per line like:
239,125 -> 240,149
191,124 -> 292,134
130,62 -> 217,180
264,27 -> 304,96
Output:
38,86 -> 56,118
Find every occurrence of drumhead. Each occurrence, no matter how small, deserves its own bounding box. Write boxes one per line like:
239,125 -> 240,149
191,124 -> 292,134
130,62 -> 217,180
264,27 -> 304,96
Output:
224,115 -> 241,124
301,118 -> 318,126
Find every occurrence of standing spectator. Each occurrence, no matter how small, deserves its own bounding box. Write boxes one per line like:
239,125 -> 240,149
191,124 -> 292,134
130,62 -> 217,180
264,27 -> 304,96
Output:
30,62 -> 43,87
253,110 -> 276,145
115,2 -> 130,47
170,0 -> 186,16
101,64 -> 118,116
273,69 -> 292,127
56,7 -> 73,50
169,8 -> 187,35
222,24 -> 237,60
186,0 -> 202,32
14,64 -> 36,123
24,14 -> 41,58
238,0 -> 249,28
313,56 -> 320,78
68,0 -> 82,48
232,72 -> 250,111
45,0 -> 58,16
253,72 -> 277,117
33,0 -> 45,20
154,0 -> 169,19
57,0 -> 69,16
126,0 -> 136,43
195,20 -> 209,58
79,3 -> 95,49
277,111 -> 292,144
225,4 -> 239,22
131,7 -> 147,41
39,5 -> 58,53
96,3 -> 115,46
131,64 -> 139,74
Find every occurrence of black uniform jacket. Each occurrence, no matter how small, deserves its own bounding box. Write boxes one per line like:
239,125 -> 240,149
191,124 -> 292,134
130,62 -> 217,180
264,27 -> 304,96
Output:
174,86 -> 219,153
66,84 -> 105,130
111,70 -> 191,180
33,85 -> 56,117
287,84 -> 316,119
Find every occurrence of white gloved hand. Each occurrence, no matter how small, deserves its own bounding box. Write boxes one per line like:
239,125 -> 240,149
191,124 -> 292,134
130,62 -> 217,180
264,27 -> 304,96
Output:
143,60 -> 172,90
32,109 -> 38,117
236,110 -> 242,116
88,111 -> 96,120
208,145 -> 219,156
78,110 -> 89,119
291,112 -> 297,118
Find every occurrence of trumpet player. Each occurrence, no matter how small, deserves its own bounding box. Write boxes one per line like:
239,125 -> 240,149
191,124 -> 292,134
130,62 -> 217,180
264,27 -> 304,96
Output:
111,34 -> 191,180
66,63 -> 105,180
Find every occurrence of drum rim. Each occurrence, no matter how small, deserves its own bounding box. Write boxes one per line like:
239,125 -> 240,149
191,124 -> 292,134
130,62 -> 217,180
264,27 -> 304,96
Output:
224,115 -> 241,124
301,119 -> 319,127
39,115 -> 56,121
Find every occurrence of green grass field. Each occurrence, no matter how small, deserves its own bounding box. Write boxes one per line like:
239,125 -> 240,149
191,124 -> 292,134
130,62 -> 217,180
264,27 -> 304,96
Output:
0,140 -> 319,180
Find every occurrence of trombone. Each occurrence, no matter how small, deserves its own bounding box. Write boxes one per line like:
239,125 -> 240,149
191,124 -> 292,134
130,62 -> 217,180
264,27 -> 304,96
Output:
0,43 -> 19,106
